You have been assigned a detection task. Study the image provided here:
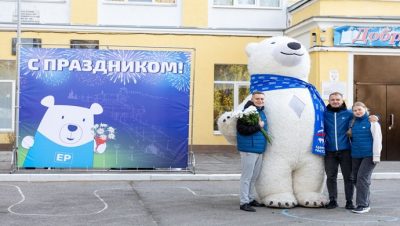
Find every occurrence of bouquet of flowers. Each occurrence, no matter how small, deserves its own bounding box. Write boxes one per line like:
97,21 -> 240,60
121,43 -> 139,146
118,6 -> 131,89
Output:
235,106 -> 272,144
92,123 -> 116,150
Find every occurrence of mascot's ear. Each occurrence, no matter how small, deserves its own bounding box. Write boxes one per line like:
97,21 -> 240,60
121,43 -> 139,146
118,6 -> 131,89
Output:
245,43 -> 258,57
90,103 -> 103,115
41,95 -> 55,108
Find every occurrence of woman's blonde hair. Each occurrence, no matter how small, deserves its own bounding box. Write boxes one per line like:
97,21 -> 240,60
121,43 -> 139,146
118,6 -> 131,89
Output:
352,101 -> 369,114
347,101 -> 369,138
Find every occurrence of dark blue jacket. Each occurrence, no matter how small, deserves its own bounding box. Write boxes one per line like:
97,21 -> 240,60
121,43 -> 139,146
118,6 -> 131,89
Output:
351,114 -> 373,158
236,101 -> 267,154
324,105 -> 352,152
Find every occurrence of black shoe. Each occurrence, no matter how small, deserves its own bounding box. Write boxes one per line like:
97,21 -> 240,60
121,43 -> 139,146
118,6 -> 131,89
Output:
249,200 -> 265,207
326,200 -> 338,209
352,206 -> 370,214
240,203 -> 256,212
345,201 -> 355,210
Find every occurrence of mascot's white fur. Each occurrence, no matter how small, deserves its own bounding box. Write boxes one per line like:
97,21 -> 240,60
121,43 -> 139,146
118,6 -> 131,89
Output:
218,36 -> 327,208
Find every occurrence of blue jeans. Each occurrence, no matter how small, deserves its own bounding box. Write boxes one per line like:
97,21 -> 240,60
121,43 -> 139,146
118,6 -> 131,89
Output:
240,152 -> 263,205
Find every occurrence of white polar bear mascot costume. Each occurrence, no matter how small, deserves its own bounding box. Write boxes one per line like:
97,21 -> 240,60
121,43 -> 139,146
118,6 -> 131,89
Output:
218,36 -> 328,208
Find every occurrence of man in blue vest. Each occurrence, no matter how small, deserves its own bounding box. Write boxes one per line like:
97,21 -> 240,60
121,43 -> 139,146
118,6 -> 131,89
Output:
237,91 -> 268,212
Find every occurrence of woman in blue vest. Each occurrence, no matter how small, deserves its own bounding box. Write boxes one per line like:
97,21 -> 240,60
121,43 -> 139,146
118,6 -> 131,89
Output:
348,102 -> 382,214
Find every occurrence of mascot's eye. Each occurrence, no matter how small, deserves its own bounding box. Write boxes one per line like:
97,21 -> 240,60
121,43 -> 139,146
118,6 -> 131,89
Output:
61,116 -> 64,119
271,42 -> 276,44
82,118 -> 86,122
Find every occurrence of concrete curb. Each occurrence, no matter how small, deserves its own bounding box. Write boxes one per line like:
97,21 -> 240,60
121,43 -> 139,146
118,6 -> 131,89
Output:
0,173 -> 241,181
0,172 -> 400,181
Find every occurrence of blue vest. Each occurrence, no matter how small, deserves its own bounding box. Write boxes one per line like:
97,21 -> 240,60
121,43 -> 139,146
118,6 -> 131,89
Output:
23,132 -> 95,168
351,115 -> 373,158
237,110 -> 267,154
324,109 -> 352,151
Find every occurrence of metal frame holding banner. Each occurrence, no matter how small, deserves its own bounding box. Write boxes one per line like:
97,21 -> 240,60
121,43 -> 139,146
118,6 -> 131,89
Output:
14,44 -> 195,172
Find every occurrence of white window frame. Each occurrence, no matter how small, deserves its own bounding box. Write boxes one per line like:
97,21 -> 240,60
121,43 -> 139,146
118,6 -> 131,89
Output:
212,0 -> 281,9
0,80 -> 15,132
214,80 -> 250,134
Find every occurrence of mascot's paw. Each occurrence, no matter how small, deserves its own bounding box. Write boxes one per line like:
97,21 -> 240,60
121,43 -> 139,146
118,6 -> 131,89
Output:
296,192 -> 328,208
262,193 -> 298,208
95,143 -> 107,154
217,111 -> 237,145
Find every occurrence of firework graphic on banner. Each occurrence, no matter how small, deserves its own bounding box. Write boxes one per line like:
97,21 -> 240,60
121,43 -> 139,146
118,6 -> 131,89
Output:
102,49 -> 147,85
19,48 -> 70,86
144,51 -> 191,92
62,48 -> 110,86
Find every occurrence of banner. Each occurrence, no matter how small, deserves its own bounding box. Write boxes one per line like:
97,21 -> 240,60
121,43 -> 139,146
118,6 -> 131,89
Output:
334,26 -> 400,47
18,47 -> 192,169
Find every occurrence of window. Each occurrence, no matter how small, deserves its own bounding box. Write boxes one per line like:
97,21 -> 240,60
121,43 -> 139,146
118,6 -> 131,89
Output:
0,80 -> 15,132
105,0 -> 176,3
12,38 -> 41,56
214,64 -> 250,131
213,0 -> 280,7
0,61 -> 16,80
70,40 -> 99,49
0,61 -> 16,132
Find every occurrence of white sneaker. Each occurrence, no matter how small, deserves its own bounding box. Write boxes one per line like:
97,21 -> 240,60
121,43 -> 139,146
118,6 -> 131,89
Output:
352,206 -> 371,214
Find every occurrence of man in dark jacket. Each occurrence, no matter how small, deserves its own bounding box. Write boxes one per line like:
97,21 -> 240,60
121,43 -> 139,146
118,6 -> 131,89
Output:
324,92 -> 354,209
237,91 -> 267,212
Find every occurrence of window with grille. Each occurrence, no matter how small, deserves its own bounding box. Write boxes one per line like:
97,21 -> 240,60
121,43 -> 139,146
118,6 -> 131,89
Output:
214,64 -> 250,131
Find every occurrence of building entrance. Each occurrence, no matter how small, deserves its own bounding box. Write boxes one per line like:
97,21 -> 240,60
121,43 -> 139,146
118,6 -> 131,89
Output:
354,55 -> 400,160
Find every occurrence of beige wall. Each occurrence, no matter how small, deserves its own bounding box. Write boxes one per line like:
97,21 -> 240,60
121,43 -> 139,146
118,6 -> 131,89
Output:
290,1 -> 321,25
0,32 -> 15,60
318,52 -> 349,84
182,0 -> 208,28
70,0 -> 97,25
290,0 -> 400,26
321,0 -> 400,17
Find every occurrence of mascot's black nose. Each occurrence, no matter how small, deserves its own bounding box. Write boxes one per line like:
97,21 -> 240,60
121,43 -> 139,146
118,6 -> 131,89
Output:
68,125 -> 78,132
287,42 -> 301,50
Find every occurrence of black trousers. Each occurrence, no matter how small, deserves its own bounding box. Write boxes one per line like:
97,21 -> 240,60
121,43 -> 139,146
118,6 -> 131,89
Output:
324,150 -> 354,202
352,157 -> 376,207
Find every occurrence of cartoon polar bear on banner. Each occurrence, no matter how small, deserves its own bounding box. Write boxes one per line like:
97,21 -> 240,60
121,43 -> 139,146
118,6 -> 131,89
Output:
218,36 -> 328,208
22,95 -> 105,168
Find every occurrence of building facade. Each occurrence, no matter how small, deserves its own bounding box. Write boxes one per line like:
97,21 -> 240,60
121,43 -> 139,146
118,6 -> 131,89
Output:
0,0 -> 287,150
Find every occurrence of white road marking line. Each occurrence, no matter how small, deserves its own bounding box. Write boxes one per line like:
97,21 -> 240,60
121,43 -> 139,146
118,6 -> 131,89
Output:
1,184 -> 133,216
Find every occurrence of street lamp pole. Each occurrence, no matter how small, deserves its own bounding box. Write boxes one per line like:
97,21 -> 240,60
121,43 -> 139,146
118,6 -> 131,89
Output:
13,0 -> 21,171
17,0 -> 21,45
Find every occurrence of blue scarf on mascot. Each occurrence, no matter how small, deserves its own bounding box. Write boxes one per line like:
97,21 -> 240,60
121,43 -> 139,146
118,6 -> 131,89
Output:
250,74 -> 325,156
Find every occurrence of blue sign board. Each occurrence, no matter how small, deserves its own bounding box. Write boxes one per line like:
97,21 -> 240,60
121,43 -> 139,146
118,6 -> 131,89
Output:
334,26 -> 400,47
18,47 -> 192,169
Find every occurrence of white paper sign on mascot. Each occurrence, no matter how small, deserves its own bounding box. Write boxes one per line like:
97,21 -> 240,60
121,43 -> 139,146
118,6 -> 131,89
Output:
218,36 -> 328,208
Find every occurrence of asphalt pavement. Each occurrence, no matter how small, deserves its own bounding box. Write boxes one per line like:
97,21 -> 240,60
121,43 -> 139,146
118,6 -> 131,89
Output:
0,150 -> 400,225
1,180 -> 399,226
